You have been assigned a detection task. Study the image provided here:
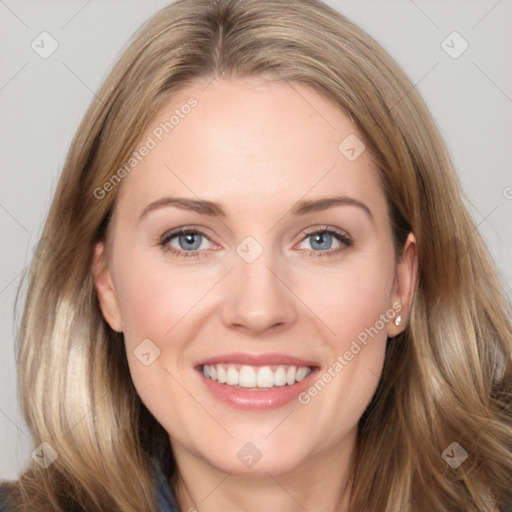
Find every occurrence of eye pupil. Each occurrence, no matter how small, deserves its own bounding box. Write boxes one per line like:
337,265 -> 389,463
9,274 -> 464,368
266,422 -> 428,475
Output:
180,233 -> 201,250
311,232 -> 332,250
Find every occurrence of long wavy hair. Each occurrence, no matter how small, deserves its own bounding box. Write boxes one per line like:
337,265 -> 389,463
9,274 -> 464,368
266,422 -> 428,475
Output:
3,0 -> 511,510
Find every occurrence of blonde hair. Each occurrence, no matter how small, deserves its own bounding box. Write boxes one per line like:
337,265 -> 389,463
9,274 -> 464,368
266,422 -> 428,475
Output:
4,0 -> 511,510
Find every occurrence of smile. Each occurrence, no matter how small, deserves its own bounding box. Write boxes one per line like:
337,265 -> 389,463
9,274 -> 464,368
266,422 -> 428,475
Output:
196,353 -> 319,410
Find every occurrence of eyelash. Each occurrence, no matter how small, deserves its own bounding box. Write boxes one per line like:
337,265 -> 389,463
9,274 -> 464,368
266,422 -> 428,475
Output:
157,225 -> 353,260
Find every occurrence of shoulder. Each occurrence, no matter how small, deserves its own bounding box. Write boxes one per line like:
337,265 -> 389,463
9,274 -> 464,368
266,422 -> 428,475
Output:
1,470 -> 176,512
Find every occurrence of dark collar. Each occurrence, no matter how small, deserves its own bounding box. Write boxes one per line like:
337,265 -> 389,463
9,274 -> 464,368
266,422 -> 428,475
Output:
154,459 -> 179,512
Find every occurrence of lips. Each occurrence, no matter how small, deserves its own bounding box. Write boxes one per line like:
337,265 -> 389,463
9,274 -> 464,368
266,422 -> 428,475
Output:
195,353 -> 319,410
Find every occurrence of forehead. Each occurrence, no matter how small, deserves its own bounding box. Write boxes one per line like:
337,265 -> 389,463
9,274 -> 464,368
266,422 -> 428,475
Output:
114,77 -> 386,221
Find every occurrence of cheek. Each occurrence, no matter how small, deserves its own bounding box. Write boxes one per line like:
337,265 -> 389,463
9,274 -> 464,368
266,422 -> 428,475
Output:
300,257 -> 394,346
296,258 -> 393,424
111,247 -> 214,408
113,250 -> 197,342
111,252 -> 196,425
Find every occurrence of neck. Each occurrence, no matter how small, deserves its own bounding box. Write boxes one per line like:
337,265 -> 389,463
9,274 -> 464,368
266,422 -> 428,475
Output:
170,434 -> 355,512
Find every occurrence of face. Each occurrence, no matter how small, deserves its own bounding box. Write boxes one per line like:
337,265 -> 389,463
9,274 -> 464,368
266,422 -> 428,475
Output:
93,77 -> 416,477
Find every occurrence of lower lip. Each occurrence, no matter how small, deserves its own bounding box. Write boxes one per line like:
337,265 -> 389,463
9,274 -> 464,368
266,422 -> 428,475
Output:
197,368 -> 319,410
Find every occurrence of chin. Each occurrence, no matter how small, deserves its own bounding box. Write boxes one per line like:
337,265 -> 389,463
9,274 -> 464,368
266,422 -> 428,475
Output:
193,435 -> 315,476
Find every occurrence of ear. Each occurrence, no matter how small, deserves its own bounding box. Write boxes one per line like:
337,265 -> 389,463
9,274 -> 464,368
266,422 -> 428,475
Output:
387,232 -> 418,337
91,241 -> 123,332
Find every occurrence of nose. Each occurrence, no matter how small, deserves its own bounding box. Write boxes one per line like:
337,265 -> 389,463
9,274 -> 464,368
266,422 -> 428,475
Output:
220,246 -> 298,336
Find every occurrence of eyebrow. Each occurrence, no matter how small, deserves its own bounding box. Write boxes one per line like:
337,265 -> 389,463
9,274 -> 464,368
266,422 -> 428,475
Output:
138,195 -> 374,222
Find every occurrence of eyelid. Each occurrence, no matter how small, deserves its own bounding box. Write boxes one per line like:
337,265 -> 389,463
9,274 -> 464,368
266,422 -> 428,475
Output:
297,224 -> 351,243
158,226 -> 218,256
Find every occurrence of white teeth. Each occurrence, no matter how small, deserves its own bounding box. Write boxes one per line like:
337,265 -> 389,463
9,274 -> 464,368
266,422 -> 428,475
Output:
217,365 -> 227,383
274,366 -> 287,386
295,367 -> 309,382
256,366 -> 274,388
226,367 -> 239,385
239,365 -> 256,388
202,364 -> 312,388
286,366 -> 296,385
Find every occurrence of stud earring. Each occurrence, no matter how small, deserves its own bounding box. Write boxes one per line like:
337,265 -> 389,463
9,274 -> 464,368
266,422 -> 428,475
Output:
394,315 -> 402,327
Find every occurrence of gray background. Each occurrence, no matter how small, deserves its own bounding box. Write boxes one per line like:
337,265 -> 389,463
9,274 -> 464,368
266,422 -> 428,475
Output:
1,0 -> 511,480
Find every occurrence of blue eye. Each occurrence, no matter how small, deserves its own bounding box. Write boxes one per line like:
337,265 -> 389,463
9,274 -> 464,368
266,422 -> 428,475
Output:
298,226 -> 353,258
159,227 -> 211,258
158,225 -> 352,259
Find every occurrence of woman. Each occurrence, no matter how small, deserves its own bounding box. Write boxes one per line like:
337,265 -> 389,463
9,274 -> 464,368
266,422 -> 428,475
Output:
1,0 -> 511,510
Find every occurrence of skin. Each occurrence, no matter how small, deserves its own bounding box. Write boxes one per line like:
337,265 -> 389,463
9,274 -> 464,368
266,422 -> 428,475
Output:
92,77 -> 417,512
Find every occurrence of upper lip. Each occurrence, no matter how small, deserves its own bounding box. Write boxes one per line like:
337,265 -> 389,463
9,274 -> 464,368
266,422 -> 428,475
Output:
196,352 -> 319,368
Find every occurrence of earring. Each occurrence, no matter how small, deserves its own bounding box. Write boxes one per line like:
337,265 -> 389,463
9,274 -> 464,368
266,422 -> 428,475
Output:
394,315 -> 402,327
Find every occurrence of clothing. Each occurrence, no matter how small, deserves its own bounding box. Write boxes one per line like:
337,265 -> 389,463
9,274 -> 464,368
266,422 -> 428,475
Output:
0,465 -> 178,511
3,478 -> 512,511
154,463 -> 179,512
